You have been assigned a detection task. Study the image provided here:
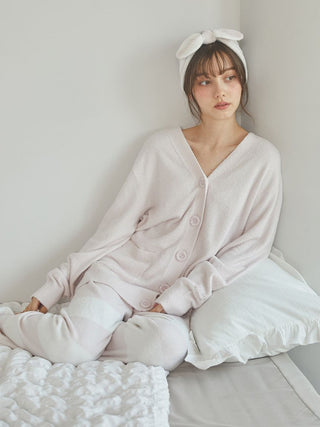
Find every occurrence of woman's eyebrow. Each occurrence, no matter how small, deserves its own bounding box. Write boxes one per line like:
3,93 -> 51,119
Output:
196,67 -> 236,78
221,67 -> 235,73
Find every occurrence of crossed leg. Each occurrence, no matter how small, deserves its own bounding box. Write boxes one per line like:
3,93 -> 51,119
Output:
102,311 -> 190,371
0,281 -> 132,364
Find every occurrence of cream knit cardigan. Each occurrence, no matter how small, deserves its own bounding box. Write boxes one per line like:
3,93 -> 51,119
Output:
33,127 -> 283,316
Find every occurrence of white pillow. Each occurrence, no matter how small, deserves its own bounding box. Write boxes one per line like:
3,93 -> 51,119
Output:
185,247 -> 320,369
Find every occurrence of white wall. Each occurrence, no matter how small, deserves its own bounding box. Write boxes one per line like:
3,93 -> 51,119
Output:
0,0 -> 240,300
241,0 -> 320,392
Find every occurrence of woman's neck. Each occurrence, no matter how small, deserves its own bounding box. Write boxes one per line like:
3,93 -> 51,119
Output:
187,118 -> 247,150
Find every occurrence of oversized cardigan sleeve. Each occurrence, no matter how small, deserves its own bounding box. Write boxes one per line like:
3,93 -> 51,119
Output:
32,139 -> 154,310
155,150 -> 283,316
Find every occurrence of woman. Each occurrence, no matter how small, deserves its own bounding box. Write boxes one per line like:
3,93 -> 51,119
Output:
0,29 -> 282,371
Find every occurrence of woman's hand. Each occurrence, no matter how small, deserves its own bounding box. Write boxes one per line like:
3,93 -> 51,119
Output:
22,297 -> 48,314
149,303 -> 165,313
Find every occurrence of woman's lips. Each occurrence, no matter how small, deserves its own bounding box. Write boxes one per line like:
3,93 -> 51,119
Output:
215,103 -> 230,110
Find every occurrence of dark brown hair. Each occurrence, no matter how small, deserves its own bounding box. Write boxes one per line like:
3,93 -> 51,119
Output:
183,40 -> 252,122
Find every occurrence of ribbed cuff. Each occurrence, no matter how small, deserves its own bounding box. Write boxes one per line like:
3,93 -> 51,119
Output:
32,282 -> 64,311
155,280 -> 192,316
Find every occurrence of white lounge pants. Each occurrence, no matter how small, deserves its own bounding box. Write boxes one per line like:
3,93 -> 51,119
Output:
0,281 -> 189,371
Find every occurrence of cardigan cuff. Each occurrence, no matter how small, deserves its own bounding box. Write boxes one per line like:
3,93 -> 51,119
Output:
32,282 -> 64,311
155,282 -> 192,316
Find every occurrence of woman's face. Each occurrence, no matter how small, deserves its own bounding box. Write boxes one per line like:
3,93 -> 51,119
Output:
191,54 -> 242,122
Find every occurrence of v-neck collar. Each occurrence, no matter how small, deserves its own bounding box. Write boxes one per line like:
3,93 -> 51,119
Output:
173,127 -> 253,181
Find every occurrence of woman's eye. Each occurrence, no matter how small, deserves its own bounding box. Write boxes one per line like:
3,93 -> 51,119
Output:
200,80 -> 210,86
226,75 -> 237,82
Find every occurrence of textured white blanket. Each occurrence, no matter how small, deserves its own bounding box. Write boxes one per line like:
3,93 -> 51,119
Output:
0,302 -> 170,427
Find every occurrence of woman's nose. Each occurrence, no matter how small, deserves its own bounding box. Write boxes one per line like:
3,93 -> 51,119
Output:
212,80 -> 226,98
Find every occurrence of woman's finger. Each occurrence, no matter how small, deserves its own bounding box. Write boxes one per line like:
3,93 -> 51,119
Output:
22,303 -> 35,312
39,304 -> 48,314
22,297 -> 41,313
150,303 -> 165,313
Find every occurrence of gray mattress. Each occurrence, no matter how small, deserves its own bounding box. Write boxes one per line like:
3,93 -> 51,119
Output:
168,352 -> 320,427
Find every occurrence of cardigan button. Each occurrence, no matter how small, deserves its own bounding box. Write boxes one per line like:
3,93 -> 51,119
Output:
199,177 -> 206,188
140,299 -> 153,310
175,249 -> 188,262
159,283 -> 170,293
190,215 -> 200,226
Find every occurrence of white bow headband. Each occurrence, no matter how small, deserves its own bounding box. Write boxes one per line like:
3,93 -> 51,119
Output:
176,28 -> 248,90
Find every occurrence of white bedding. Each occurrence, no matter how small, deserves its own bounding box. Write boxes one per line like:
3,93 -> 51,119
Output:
0,302 -> 170,427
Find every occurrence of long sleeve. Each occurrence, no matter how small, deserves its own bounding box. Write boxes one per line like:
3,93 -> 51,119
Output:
32,139 -> 155,310
155,150 -> 283,316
